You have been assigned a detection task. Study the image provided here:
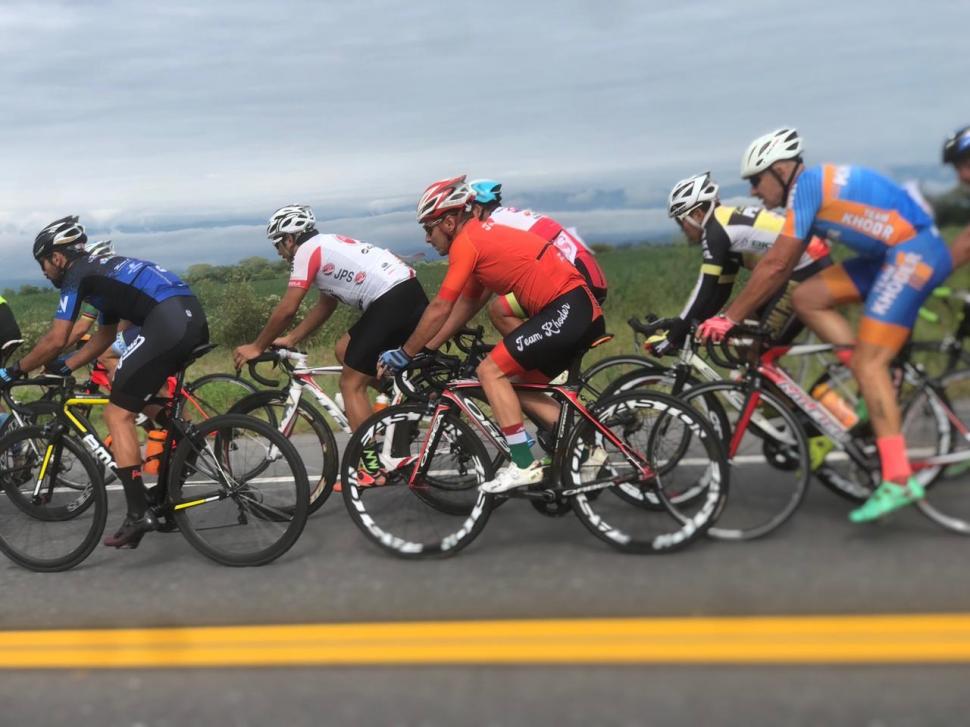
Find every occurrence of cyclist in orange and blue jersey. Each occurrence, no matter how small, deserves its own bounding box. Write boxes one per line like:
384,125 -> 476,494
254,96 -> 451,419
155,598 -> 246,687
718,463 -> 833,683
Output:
697,128 -> 955,524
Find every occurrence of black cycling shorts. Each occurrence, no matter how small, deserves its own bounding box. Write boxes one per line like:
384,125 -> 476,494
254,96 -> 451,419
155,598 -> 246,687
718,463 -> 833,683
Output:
491,286 -> 605,379
345,278 -> 428,376
0,303 -> 22,363
112,296 -> 209,412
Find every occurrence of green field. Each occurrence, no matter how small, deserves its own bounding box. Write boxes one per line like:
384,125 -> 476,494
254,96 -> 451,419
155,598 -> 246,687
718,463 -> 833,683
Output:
6,227 -> 969,389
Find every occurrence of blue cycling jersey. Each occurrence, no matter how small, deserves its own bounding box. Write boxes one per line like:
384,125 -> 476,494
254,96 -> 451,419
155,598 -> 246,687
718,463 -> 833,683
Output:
55,254 -> 194,326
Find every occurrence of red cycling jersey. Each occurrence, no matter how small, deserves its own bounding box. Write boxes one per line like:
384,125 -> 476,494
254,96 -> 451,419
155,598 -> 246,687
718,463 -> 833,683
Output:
439,219 -> 600,318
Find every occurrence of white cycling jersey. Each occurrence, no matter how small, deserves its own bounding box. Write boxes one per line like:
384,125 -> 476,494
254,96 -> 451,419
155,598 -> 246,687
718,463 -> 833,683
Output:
488,206 -> 591,263
288,232 -> 414,310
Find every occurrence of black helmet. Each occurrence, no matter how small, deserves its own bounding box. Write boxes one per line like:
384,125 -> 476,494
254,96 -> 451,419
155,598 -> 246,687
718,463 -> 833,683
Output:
943,126 -> 970,165
33,215 -> 88,260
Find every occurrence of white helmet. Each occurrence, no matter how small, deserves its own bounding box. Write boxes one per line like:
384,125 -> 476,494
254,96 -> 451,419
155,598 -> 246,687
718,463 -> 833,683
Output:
416,175 -> 474,224
740,128 -> 803,179
84,239 -> 115,257
267,204 -> 316,241
668,173 -> 720,221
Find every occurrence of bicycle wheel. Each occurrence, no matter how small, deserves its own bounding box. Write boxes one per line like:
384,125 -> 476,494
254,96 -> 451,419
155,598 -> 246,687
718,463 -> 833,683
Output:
229,390 -> 339,515
563,391 -> 729,553
900,382 -> 970,534
577,354 -> 660,403
0,427 -> 107,572
802,366 -> 875,502
168,414 -> 309,566
937,368 -> 970,480
341,404 -> 494,558
680,382 -> 810,540
596,368 -> 732,447
183,373 -> 258,422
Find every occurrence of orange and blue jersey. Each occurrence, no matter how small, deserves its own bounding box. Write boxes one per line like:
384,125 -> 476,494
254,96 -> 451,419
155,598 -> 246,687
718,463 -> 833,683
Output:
788,164 -> 953,350
782,164 -> 935,257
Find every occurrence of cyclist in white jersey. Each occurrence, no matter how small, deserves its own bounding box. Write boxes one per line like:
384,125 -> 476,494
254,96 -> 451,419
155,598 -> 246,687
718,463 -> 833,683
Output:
233,204 -> 428,430
467,179 -> 608,335
649,172 -> 831,355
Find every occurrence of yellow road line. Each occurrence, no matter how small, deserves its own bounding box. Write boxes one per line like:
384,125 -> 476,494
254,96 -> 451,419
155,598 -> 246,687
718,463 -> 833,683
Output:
3,614 -> 970,669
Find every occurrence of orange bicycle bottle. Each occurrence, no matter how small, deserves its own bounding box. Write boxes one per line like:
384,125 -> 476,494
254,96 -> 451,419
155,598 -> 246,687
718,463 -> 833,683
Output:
143,430 -> 168,475
810,382 -> 859,429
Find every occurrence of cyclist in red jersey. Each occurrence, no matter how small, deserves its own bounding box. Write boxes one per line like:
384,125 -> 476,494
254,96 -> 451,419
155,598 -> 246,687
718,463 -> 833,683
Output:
378,176 -> 606,493
466,179 -> 608,336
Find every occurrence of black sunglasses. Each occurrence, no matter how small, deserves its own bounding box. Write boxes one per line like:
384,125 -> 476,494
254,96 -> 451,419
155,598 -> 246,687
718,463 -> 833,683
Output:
747,172 -> 763,188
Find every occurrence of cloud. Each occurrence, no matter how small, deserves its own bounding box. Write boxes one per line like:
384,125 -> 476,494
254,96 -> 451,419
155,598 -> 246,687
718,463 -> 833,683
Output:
0,0 -> 966,283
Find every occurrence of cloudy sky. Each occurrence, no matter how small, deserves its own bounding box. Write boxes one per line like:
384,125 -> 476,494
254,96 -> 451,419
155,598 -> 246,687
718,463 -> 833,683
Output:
0,0 -> 966,283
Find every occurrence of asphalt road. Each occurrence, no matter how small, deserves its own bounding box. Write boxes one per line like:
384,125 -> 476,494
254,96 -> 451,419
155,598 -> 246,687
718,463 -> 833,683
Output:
2,464 -> 970,725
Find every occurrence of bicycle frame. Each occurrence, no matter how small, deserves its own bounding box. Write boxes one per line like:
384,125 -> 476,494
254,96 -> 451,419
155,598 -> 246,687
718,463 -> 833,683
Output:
409,379 -> 655,496
32,388 -> 234,514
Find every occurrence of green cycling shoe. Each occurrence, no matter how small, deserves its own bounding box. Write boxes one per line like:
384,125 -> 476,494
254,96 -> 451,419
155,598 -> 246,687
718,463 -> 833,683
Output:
849,478 -> 925,523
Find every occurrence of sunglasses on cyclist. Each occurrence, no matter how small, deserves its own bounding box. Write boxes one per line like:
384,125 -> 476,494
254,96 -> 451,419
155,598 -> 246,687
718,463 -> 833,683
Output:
747,172 -> 764,189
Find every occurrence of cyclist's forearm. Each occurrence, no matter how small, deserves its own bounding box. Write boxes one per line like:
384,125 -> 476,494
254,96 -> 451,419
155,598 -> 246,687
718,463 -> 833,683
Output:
725,241 -> 799,321
16,321 -> 73,372
287,297 -> 336,345
66,325 -> 116,369
255,310 -> 295,350
427,293 -> 485,350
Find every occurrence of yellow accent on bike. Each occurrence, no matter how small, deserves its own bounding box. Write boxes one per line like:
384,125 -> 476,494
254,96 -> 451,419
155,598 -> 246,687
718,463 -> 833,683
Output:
62,398 -> 110,433
36,444 -> 55,483
808,436 -> 835,471
701,264 -> 722,276
173,494 -> 221,511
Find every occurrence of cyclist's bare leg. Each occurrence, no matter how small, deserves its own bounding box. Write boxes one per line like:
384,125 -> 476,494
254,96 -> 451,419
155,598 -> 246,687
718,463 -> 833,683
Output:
104,403 -> 141,468
792,276 -> 856,347
477,357 -> 526,430
488,296 -> 524,337
339,367 -> 375,430
849,342 -> 899,436
517,391 -> 561,430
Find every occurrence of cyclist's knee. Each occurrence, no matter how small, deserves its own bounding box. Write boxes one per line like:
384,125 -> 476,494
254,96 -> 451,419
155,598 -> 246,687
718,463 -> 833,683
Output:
339,367 -> 370,394
476,356 -> 506,384
792,281 -> 826,315
849,344 -> 894,379
104,404 -> 136,425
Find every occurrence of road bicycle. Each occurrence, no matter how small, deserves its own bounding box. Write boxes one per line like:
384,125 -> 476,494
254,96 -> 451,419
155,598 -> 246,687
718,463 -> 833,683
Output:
0,343 -> 309,571
229,327 -> 492,513
338,336 -> 730,558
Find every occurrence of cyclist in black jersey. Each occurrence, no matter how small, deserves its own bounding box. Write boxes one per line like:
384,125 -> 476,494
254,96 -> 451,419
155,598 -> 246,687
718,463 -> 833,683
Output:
649,172 -> 831,355
0,216 -> 209,549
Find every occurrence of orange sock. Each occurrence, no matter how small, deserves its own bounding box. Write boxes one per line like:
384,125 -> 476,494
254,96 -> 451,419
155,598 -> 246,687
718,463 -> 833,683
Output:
877,434 -> 912,485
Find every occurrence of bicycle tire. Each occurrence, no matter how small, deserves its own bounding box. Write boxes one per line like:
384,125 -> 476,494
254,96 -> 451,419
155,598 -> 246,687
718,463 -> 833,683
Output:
341,404 -> 495,558
563,390 -> 729,553
899,379 -> 970,534
228,390 -> 339,515
184,373 -> 258,421
577,354 -> 661,402
168,413 -> 309,566
0,427 -> 107,572
680,382 -> 810,540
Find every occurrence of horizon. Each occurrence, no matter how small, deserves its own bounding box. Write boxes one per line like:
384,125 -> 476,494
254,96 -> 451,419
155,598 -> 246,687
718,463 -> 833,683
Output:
1,1 -> 967,286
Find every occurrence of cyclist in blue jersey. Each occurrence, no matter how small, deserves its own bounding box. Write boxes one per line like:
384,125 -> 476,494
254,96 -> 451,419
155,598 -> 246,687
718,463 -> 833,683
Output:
0,216 -> 209,548
697,128 -> 957,523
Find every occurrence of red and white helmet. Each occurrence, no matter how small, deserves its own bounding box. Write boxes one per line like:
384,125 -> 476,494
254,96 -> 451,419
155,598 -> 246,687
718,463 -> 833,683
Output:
416,175 -> 473,224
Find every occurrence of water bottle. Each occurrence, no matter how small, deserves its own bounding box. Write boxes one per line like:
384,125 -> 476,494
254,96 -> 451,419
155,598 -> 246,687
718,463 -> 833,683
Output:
810,382 -> 859,428
374,393 -> 390,412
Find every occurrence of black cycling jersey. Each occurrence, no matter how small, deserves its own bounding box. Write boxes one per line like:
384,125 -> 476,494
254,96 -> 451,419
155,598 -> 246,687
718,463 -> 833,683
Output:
54,254 -> 193,326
